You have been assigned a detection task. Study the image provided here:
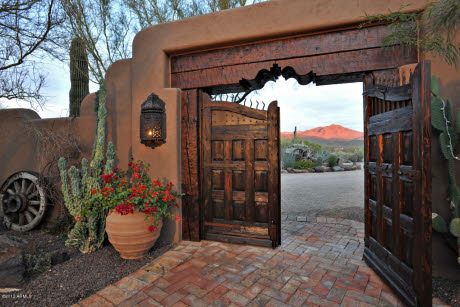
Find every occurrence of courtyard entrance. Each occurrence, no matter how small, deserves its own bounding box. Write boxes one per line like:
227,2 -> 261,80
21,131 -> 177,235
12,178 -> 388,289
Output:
174,24 -> 432,306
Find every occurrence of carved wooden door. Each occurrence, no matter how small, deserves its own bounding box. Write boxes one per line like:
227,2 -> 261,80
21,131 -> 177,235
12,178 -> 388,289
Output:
201,99 -> 280,248
363,61 -> 431,307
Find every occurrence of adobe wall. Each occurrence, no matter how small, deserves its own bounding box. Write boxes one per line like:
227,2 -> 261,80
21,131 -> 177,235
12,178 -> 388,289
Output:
0,96 -> 97,227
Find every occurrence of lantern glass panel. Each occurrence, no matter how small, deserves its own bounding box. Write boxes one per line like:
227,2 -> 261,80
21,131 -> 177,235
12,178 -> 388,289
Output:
144,113 -> 163,139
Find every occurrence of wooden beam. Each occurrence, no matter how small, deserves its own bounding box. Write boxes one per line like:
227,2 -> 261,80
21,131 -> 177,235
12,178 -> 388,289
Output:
171,25 -> 390,73
181,89 -> 200,241
171,47 -> 417,89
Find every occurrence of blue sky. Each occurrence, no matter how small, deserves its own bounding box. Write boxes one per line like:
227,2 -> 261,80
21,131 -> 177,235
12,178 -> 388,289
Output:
1,59 -> 364,132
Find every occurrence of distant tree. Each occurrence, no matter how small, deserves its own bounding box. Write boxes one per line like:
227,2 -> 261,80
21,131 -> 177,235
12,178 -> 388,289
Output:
127,0 -> 262,31
363,0 -> 460,66
0,0 -> 62,108
53,0 -> 262,88
57,0 -> 134,86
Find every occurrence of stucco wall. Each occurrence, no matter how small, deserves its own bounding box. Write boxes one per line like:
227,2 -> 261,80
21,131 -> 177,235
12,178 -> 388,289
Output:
0,100 -> 96,226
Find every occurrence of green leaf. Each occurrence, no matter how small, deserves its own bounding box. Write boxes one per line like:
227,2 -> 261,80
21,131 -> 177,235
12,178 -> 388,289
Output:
431,96 -> 445,131
431,75 -> 440,96
432,213 -> 448,233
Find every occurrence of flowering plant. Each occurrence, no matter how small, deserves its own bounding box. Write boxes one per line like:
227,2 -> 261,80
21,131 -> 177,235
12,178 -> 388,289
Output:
90,160 -> 181,232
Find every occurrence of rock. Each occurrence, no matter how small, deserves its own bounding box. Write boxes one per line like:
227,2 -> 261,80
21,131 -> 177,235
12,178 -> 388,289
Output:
281,169 -> 288,174
291,169 -> 311,173
333,166 -> 344,172
0,235 -> 27,287
342,164 -> 354,171
296,216 -> 307,222
341,162 -> 353,168
286,168 -> 294,173
314,166 -> 331,172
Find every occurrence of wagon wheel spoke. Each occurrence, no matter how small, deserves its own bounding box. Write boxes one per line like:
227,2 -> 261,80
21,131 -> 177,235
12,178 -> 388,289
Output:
24,211 -> 33,223
13,181 -> 21,193
18,213 -> 25,226
1,172 -> 48,232
25,181 -> 34,194
27,206 -> 38,216
21,179 -> 27,193
28,189 -> 38,199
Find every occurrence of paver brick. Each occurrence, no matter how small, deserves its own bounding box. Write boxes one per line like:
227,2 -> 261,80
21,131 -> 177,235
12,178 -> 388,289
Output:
76,218 -> 424,307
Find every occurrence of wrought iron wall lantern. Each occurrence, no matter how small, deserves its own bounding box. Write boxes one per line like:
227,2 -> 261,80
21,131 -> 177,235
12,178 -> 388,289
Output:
140,93 -> 166,148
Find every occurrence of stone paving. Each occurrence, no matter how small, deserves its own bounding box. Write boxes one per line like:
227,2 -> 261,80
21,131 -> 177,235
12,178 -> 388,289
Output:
75,217 -> 424,307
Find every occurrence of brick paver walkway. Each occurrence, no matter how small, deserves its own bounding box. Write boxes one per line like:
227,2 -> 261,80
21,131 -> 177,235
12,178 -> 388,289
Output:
76,218 -> 405,306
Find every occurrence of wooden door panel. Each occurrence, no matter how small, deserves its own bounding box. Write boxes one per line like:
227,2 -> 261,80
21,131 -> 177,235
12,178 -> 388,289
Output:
363,62 -> 431,307
201,99 -> 280,248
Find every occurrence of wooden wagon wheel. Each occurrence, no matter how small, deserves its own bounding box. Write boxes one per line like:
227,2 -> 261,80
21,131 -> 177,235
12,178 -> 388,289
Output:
0,172 -> 47,231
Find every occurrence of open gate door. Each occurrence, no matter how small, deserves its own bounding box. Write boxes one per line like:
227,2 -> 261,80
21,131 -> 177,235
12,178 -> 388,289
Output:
201,97 -> 281,248
363,61 -> 431,306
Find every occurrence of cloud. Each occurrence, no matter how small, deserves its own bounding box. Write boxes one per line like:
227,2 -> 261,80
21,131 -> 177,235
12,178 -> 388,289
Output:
249,78 -> 364,132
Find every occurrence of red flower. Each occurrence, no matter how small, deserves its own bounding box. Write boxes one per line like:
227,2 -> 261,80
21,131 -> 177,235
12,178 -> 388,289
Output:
152,179 -> 162,187
101,186 -> 114,197
115,203 -> 134,215
75,215 -> 82,222
102,173 -> 115,183
90,188 -> 97,195
148,225 -> 157,232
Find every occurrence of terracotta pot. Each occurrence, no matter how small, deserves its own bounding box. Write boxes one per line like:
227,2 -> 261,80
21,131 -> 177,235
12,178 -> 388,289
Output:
106,211 -> 162,259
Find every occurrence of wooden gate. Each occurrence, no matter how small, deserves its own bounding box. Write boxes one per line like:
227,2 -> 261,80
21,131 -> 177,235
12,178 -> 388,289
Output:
201,99 -> 280,248
363,61 -> 431,307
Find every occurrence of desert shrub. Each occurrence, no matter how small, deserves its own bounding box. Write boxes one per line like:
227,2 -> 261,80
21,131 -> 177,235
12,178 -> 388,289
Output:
282,151 -> 296,169
293,160 -> 318,169
327,154 -> 339,167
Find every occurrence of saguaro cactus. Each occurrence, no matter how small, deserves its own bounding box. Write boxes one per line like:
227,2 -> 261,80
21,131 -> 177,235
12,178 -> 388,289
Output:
69,37 -> 89,117
59,85 -> 116,253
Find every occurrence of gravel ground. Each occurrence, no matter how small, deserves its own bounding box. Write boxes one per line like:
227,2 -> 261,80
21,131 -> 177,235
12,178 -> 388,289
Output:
281,168 -> 364,222
0,227 -> 171,307
433,277 -> 460,306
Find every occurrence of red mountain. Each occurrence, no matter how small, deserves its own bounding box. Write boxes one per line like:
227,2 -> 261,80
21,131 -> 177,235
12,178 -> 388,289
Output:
281,124 -> 363,141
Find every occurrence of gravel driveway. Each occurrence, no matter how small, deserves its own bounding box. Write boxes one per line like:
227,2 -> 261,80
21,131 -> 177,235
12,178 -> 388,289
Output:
281,168 -> 364,222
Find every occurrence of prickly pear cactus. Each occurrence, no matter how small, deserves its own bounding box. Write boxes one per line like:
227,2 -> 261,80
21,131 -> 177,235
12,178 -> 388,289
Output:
69,37 -> 89,117
431,75 -> 460,264
59,85 -> 116,253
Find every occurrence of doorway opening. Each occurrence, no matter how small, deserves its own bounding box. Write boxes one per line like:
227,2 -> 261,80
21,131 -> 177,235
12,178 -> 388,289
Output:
245,78 -> 365,226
